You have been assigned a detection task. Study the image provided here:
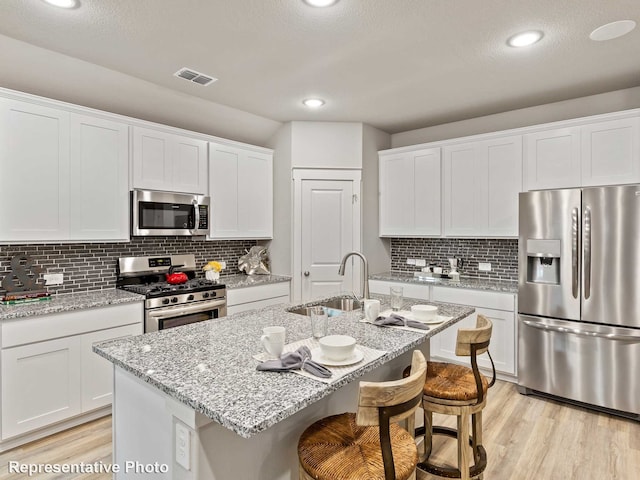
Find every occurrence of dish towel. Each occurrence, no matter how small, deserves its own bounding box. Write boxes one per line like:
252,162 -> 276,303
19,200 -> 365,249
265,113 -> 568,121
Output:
374,313 -> 430,330
256,346 -> 332,378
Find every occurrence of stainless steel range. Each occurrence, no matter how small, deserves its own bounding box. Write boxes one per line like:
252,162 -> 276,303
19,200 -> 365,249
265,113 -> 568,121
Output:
117,254 -> 227,332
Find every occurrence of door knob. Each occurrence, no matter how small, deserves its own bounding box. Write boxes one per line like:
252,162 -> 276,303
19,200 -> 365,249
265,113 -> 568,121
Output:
304,271 -> 310,276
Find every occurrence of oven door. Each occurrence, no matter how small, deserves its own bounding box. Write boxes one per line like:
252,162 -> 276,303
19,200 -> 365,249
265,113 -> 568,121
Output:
145,299 -> 227,332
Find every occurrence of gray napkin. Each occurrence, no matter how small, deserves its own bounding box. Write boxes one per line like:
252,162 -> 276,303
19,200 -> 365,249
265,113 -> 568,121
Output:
256,346 -> 332,378
374,313 -> 430,330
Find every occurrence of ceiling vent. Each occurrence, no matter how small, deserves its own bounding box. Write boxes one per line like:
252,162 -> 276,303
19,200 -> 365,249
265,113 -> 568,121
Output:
174,67 -> 218,86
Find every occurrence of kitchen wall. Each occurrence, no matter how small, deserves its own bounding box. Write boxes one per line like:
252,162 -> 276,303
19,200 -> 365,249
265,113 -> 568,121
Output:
390,238 -> 518,281
0,238 -> 256,296
391,86 -> 640,147
0,34 -> 281,147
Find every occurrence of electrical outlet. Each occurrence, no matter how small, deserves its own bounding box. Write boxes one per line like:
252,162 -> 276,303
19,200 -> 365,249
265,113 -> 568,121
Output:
406,258 -> 416,265
175,422 -> 191,470
219,261 -> 226,270
415,259 -> 426,267
478,262 -> 492,272
43,273 -> 64,285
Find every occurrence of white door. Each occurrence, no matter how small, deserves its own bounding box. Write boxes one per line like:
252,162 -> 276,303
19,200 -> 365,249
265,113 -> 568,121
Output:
486,135 -> 522,237
581,116 -> 640,186
172,136 -> 208,194
300,178 -> 359,302
69,114 -> 130,241
524,127 -> 581,190
237,150 -> 273,238
132,126 -> 171,191
1,336 -> 82,439
0,99 -> 70,241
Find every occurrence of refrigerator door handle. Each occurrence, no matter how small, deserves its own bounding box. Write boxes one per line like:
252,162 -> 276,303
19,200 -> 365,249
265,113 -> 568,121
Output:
583,206 -> 591,300
522,319 -> 640,341
571,207 -> 579,299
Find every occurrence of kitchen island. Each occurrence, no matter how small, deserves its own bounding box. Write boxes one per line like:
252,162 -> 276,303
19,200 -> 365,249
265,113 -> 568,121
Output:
94,294 -> 474,480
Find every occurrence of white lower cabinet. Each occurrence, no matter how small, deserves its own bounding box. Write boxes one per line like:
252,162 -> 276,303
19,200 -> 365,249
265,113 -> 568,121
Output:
1,336 -> 83,439
430,287 -> 516,377
1,302 -> 143,440
227,282 -> 290,315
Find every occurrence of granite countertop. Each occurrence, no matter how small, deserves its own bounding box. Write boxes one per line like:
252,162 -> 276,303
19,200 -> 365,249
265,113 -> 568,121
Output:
94,294 -> 473,439
370,271 -> 518,294
0,289 -> 144,320
222,274 -> 291,290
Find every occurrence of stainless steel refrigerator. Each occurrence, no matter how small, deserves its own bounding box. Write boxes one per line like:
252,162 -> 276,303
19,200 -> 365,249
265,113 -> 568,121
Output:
518,185 -> 640,418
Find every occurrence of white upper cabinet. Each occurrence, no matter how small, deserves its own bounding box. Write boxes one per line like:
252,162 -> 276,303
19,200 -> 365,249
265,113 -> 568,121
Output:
580,116 -> 640,186
132,126 -> 208,194
524,127 -> 581,190
525,113 -> 640,190
379,147 -> 441,236
444,135 -> 522,237
209,142 -> 273,239
0,99 -> 71,242
70,114 -> 129,241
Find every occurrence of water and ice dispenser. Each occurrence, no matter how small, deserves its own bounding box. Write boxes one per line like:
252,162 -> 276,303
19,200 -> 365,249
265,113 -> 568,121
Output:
526,239 -> 561,285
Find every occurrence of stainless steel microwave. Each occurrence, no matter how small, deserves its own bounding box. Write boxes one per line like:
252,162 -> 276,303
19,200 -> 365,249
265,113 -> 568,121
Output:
131,189 -> 210,236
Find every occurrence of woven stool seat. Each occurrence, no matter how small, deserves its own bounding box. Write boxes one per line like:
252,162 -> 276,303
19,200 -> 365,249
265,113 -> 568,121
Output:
424,361 -> 489,402
298,413 -> 418,480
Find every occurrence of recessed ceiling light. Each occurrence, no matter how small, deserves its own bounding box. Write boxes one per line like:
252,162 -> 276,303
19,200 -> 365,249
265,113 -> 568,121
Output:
590,20 -> 636,41
303,98 -> 325,108
303,0 -> 339,7
41,0 -> 79,8
507,31 -> 543,48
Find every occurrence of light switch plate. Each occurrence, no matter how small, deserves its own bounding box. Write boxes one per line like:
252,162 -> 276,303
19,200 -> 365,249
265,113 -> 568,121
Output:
406,259 -> 416,265
478,262 -> 492,272
415,259 -> 426,267
175,422 -> 191,470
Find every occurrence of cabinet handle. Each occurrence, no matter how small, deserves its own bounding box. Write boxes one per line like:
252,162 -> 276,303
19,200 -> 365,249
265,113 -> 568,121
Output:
303,271 -> 310,277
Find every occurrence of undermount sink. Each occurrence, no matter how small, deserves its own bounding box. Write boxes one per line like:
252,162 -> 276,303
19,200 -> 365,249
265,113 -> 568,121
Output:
287,298 -> 362,316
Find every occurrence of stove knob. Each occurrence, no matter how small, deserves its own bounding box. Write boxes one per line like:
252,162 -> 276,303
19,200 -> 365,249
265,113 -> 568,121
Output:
171,297 -> 178,303
162,298 -> 170,305
202,292 -> 210,299
187,294 -> 194,301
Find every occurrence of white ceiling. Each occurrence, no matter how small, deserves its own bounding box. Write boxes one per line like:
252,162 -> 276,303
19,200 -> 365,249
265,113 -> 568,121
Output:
1,0 -> 639,134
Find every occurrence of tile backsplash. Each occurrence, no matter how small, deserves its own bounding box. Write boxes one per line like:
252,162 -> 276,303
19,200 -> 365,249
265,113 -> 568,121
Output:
0,237 -> 258,295
390,238 -> 518,281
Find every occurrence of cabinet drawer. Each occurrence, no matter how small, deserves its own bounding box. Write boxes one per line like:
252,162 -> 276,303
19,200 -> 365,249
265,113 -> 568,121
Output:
227,296 -> 289,315
2,302 -> 143,348
431,287 -> 514,311
369,280 -> 430,301
227,282 -> 290,307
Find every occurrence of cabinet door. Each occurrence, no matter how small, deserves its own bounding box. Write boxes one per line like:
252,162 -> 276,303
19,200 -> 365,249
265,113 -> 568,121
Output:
209,143 -> 273,239
172,136 -> 208,194
486,136 -> 522,236
581,116 -> 640,186
524,127 -> 581,190
70,114 -> 129,241
1,336 -> 82,439
209,143 -> 240,237
237,150 -> 273,238
368,280 -> 430,301
81,323 -> 142,412
0,99 -> 70,241
132,126 -> 172,191
379,148 -> 441,236
430,308 -> 515,375
443,143 -> 486,236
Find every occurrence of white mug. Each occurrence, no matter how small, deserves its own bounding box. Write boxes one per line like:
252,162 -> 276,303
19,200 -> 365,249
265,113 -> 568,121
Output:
364,299 -> 381,322
260,326 -> 286,358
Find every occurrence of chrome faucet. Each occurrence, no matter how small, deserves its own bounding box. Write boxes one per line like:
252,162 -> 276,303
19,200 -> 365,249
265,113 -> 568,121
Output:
338,251 -> 370,300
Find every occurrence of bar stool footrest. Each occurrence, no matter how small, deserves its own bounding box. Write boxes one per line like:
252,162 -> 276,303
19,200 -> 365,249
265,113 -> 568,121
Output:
416,426 -> 487,479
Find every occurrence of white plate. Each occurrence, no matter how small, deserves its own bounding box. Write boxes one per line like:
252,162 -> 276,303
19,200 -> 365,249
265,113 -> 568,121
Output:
311,347 -> 364,366
383,309 -> 444,324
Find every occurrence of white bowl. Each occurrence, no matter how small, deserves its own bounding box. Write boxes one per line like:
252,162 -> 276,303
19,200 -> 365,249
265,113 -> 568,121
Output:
319,335 -> 356,361
411,304 -> 438,321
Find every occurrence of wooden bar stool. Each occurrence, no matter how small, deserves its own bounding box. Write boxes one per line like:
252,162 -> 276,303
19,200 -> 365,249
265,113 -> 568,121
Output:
297,350 -> 427,480
403,315 -> 496,480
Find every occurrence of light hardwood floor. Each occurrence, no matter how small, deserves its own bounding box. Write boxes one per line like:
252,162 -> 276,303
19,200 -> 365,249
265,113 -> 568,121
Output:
0,381 -> 637,479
